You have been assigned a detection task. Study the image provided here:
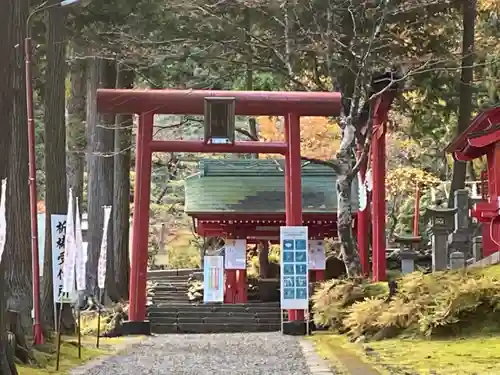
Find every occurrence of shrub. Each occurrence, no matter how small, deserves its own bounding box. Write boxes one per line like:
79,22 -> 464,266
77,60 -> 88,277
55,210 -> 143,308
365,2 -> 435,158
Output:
312,279 -> 388,330
312,266 -> 500,341
343,297 -> 385,337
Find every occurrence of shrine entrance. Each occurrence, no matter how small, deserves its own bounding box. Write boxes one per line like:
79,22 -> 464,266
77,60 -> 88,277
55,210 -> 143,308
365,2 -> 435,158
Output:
184,158 -> 344,304
96,89 -> 343,329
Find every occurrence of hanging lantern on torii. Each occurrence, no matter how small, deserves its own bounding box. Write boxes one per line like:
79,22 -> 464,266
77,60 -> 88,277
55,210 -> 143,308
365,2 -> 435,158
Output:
204,97 -> 236,145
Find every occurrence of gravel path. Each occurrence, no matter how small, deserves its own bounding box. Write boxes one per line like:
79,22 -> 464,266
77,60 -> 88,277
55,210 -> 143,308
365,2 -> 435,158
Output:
71,332 -> 316,375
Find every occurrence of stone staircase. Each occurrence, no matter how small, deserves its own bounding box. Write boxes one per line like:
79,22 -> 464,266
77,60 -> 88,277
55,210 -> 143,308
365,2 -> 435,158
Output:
147,269 -> 282,333
149,302 -> 282,333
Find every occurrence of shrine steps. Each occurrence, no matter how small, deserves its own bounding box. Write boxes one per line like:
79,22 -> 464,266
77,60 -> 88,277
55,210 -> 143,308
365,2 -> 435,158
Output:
148,268 -> 199,280
149,268 -> 194,305
148,302 -> 282,334
147,269 -> 282,333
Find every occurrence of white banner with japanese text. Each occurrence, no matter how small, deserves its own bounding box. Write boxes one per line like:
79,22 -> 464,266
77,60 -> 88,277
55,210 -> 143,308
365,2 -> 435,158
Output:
51,214 -> 77,304
62,189 -> 76,293
74,198 -> 86,291
0,179 -> 6,264
97,206 -> 112,289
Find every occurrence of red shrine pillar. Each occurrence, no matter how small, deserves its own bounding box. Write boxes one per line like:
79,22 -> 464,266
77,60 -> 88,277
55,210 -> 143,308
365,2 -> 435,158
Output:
371,105 -> 387,281
284,124 -> 295,320
129,113 -> 153,322
356,151 -> 369,276
236,269 -> 247,303
485,144 -> 500,255
310,269 -> 325,282
285,113 -> 304,321
224,269 -> 237,304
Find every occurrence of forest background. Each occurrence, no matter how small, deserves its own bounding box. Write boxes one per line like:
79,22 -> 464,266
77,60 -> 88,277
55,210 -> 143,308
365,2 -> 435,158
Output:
0,0 -> 497,371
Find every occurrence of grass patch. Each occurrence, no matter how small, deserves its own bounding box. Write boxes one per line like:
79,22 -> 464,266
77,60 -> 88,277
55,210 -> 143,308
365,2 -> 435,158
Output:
307,334 -> 351,375
362,335 -> 500,375
310,264 -> 500,374
310,332 -> 500,375
17,335 -> 126,375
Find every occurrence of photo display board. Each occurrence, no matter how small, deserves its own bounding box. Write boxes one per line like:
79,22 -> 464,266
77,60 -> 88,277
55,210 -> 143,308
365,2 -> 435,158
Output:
224,239 -> 246,269
203,255 -> 224,303
308,240 -> 326,270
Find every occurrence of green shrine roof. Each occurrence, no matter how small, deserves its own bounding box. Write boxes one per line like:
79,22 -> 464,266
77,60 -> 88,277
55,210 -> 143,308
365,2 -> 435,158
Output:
184,159 -> 359,214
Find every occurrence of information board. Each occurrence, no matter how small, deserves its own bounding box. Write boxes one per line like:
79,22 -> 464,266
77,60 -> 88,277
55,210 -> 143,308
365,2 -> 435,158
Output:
280,226 -> 309,310
224,239 -> 247,269
308,240 -> 326,270
203,255 -> 224,303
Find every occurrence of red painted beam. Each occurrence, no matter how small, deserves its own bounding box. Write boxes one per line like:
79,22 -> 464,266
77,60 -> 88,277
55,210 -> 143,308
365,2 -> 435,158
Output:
190,213 -> 338,221
468,128 -> 500,148
96,89 -> 342,116
150,140 -> 287,154
196,229 -> 338,238
446,106 -> 500,155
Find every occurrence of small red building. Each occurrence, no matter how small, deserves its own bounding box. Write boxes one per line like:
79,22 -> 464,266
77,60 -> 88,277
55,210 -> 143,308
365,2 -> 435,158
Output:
446,106 -> 500,257
185,158 -> 360,302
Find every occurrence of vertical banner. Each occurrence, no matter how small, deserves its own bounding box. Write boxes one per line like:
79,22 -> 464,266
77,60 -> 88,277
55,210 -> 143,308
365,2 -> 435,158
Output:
203,255 -> 224,303
358,172 -> 367,211
280,226 -> 309,310
51,214 -> 77,303
224,239 -> 246,269
63,189 -> 76,294
74,198 -> 86,291
308,240 -> 326,270
0,179 -> 6,263
97,206 -> 112,290
37,213 -> 45,276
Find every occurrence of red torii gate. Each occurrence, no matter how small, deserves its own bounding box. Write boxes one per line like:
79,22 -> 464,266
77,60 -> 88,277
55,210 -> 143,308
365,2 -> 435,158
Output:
96,88 -> 390,333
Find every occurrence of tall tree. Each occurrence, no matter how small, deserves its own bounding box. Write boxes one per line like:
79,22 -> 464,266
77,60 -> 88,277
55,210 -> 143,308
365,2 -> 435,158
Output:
41,0 -> 70,330
67,43 -> 87,209
449,0 -> 477,205
0,0 -> 17,372
86,57 -> 115,301
4,0 -> 32,332
112,65 -> 134,301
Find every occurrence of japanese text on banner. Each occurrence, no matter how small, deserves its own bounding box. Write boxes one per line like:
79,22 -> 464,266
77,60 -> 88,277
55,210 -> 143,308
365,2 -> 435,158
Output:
51,214 -> 77,303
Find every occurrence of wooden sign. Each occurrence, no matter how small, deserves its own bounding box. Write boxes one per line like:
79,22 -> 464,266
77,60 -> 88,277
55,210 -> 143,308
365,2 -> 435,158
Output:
204,97 -> 235,144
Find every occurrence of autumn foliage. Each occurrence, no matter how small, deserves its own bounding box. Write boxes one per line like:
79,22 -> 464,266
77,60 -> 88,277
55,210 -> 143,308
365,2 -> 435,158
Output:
37,201 -> 45,213
257,116 -> 341,160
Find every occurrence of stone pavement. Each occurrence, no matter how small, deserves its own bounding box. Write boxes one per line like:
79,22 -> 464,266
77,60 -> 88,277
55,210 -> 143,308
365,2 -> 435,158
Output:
70,332 -> 332,375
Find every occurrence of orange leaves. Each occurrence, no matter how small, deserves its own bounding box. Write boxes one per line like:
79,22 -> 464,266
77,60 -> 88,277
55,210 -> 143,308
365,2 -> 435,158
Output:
37,201 -> 45,213
257,116 -> 340,160
478,0 -> 500,11
386,166 -> 440,198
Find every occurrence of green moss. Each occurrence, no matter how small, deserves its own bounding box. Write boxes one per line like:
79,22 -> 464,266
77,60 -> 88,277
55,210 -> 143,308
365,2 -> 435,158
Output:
311,332 -> 500,375
18,339 -> 108,375
364,336 -> 500,375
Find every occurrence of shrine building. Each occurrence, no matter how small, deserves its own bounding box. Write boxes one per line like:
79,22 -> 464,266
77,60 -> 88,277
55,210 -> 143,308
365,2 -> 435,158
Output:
184,158 -> 359,303
446,106 -> 500,257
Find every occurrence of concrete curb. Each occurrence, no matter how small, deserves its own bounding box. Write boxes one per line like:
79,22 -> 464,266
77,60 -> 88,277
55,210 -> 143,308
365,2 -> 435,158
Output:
69,335 -> 151,374
299,339 -> 335,374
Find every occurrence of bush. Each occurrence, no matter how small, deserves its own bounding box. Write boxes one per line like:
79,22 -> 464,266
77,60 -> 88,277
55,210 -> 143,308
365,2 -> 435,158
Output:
312,279 -> 388,330
311,267 -> 500,341
343,297 -> 385,338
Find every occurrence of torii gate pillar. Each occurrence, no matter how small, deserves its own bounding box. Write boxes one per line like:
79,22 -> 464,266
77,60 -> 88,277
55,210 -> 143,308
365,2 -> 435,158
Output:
371,94 -> 395,281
